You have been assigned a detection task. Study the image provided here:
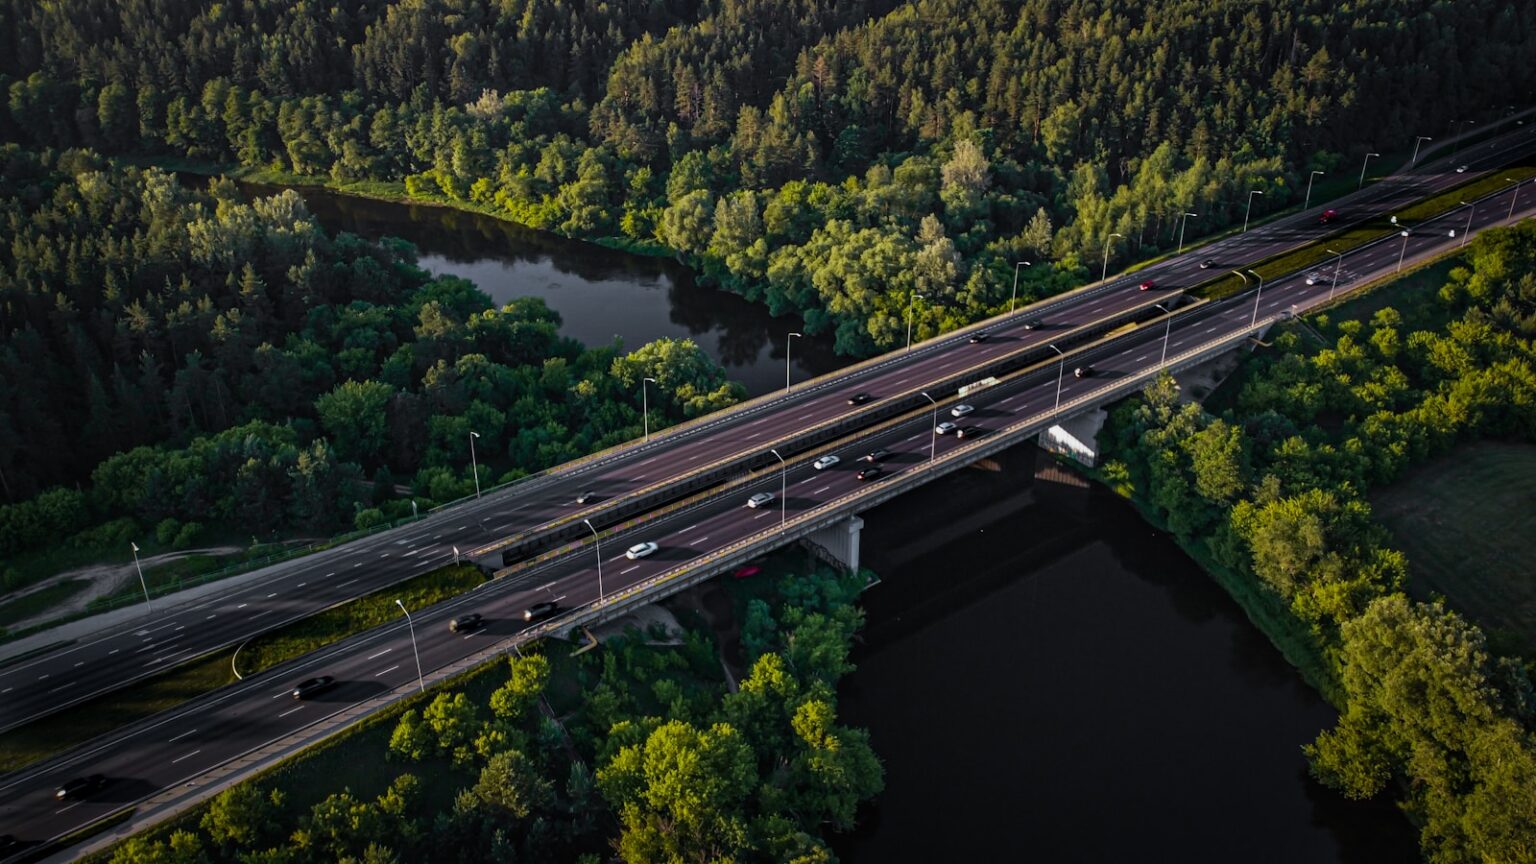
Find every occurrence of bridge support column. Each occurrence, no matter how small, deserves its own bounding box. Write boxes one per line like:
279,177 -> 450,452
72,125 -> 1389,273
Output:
804,516 -> 864,574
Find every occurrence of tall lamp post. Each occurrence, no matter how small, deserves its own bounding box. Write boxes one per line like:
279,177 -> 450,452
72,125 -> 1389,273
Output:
918,392 -> 939,466
785,332 -> 801,392
1460,201 -> 1474,247
1358,152 -> 1380,189
1101,233 -> 1124,282
1396,230 -> 1411,272
1152,302 -> 1175,366
641,376 -> 657,441
1304,171 -> 1324,211
1009,261 -> 1031,313
1177,212 -> 1197,253
768,448 -> 787,531
1510,178 -> 1524,220
468,431 -> 481,498
1412,136 -> 1433,165
905,292 -> 926,351
1326,248 -> 1344,303
1048,344 -> 1066,414
395,599 -> 425,693
1242,190 -> 1263,233
130,542 -> 152,614
583,518 -> 604,600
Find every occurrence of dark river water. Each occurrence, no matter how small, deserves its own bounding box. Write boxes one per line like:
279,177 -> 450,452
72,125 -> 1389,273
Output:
232,181 -> 843,396
228,181 -> 1417,861
836,445 -> 1417,862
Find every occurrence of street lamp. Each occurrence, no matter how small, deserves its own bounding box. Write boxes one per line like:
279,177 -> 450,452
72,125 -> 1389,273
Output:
1303,172 -> 1324,211
1358,152 -> 1380,189
1244,269 -> 1265,327
582,518 -> 604,600
1396,229 -> 1411,271
785,332 -> 801,392
1009,261 -> 1032,313
468,431 -> 481,498
1510,178 -> 1524,220
918,391 -> 939,466
1243,190 -> 1264,233
641,376 -> 657,441
1460,201 -> 1474,247
1101,233 -> 1124,282
1326,248 -> 1344,303
1048,344 -> 1066,414
768,448 -> 787,532
1177,212 -> 1197,253
1412,136 -> 1433,165
905,292 -> 926,352
1152,302 -> 1174,366
395,599 -> 425,693
130,542 -> 152,614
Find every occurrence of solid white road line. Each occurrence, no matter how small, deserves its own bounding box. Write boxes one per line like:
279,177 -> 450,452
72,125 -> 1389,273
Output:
375,665 -> 400,677
171,749 -> 201,764
814,486 -> 831,494
620,565 -> 640,575
339,578 -> 357,588
278,705 -> 306,718
168,728 -> 198,743
692,536 -> 709,545
367,648 -> 393,660
754,511 -> 771,519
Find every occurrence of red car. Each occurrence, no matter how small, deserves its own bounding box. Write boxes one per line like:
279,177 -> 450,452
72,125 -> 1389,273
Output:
1138,280 -> 1155,291
732,565 -> 761,580
1319,209 -> 1338,225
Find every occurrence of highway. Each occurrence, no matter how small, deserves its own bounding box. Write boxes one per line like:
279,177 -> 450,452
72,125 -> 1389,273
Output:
5,126 -> 1531,738
3,142 -> 1534,854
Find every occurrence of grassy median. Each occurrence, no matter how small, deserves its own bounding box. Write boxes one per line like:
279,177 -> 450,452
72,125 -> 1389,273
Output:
0,564 -> 486,774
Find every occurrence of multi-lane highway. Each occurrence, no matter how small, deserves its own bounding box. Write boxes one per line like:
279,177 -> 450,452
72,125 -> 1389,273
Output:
3,137 -> 1534,854
6,125 -> 1532,741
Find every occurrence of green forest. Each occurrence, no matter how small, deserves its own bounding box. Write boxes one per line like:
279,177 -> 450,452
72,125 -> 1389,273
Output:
1099,221 -> 1536,861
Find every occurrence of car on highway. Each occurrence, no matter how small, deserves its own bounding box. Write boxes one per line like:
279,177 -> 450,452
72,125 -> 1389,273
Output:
625,541 -> 658,560
747,492 -> 775,509
861,448 -> 892,462
856,467 -> 883,481
733,565 -> 762,580
936,421 -> 958,435
951,403 -> 974,418
1074,365 -> 1094,378
956,425 -> 986,440
449,613 -> 483,633
1318,208 -> 1338,224
846,392 -> 874,405
1199,258 -> 1215,269
575,490 -> 597,505
1138,280 -> 1156,291
813,455 -> 841,470
524,601 -> 559,622
291,676 -> 335,700
1305,272 -> 1329,286
55,774 -> 109,801
968,331 -> 989,343
1022,318 -> 1044,330
1456,164 -> 1469,173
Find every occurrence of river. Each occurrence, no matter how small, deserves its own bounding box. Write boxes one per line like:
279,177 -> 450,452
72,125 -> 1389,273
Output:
236,182 -> 1416,861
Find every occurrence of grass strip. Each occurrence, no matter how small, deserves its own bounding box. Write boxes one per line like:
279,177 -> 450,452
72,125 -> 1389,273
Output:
0,565 -> 485,774
1194,166 -> 1536,302
0,581 -> 91,629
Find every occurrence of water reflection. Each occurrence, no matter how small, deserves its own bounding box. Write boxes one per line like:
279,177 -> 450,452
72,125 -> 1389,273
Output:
835,445 -> 1416,863
229,181 -> 844,395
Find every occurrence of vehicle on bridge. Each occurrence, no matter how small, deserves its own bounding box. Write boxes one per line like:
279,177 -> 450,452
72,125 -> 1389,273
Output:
861,448 -> 893,462
1075,365 -> 1094,378
524,601 -> 559,622
55,775 -> 109,801
1200,258 -> 1216,269
846,392 -> 874,405
449,613 -> 483,632
292,676 -> 335,700
856,467 -> 883,481
951,403 -> 974,418
574,490 -> 597,504
1319,208 -> 1339,224
746,492 -> 775,509
1023,318 -> 1044,330
968,331 -> 989,343
956,426 -> 987,440
1138,279 -> 1156,291
625,541 -> 658,560
936,421 -> 958,435
813,455 -> 841,470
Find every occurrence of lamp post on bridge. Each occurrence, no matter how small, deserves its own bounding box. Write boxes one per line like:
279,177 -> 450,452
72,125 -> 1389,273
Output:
468,431 -> 481,498
1304,171 -> 1324,211
1326,248 -> 1344,303
1009,261 -> 1031,313
919,391 -> 939,468
1359,152 -> 1380,189
1101,233 -> 1123,282
641,376 -> 656,441
1412,136 -> 1433,165
395,599 -> 425,693
1177,212 -> 1197,253
785,333 -> 801,392
1152,302 -> 1174,366
582,518 -> 604,601
769,448 -> 787,532
1048,344 -> 1066,415
130,542 -> 152,615
1242,190 -> 1263,233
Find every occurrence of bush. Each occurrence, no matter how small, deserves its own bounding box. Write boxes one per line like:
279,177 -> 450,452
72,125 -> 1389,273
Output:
354,508 -> 387,531
173,522 -> 203,550
155,517 -> 181,545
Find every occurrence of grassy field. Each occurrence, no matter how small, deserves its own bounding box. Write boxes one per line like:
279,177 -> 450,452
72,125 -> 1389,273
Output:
0,565 -> 487,773
1372,441 -> 1536,658
0,580 -> 90,629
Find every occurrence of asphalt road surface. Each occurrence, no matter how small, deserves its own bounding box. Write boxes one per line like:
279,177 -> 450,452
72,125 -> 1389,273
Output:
3,142 -> 1534,853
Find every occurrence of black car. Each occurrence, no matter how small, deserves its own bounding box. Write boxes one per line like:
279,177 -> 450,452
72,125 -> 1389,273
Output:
861,448 -> 892,463
1199,258 -> 1215,269
449,613 -> 484,633
1074,365 -> 1094,378
55,774 -> 109,801
846,392 -> 874,405
1022,318 -> 1044,330
856,467 -> 884,481
291,676 -> 335,700
956,425 -> 987,440
968,331 -> 989,343
574,490 -> 597,505
524,601 -> 559,622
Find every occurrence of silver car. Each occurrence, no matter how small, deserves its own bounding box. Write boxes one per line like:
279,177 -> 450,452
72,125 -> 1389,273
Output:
747,492 -> 774,508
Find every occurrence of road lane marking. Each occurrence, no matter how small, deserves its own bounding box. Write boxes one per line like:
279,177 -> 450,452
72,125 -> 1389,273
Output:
746,432 -> 761,439
237,603 -> 248,609
368,648 -> 393,660
905,434 -> 922,442
894,378 -> 909,386
205,614 -> 216,620
169,728 -> 198,743
171,749 -> 202,764
375,665 -> 400,677
253,609 -> 274,618
74,661 -> 84,667
620,565 -> 640,574
682,525 -> 698,533
754,511 -> 770,519
633,475 -> 646,481
266,593 -> 277,599
278,705 -> 306,718
48,683 -> 73,694
107,649 -> 118,655
1135,355 -> 1148,362
37,674 -> 48,681
692,536 -> 709,545
814,486 -> 831,494
353,562 -> 363,568
55,802 -> 81,815
325,572 -> 336,578
339,578 -> 357,588
379,553 -> 390,558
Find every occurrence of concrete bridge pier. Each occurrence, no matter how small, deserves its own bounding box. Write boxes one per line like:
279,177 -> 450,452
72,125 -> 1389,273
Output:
804,516 -> 865,574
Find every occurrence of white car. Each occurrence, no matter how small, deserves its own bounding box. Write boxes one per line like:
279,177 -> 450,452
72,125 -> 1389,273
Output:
812,455 -> 841,470
951,404 -> 974,418
936,421 -> 958,435
746,492 -> 774,509
625,541 -> 658,560
1456,164 -> 1468,173
1304,273 -> 1321,286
